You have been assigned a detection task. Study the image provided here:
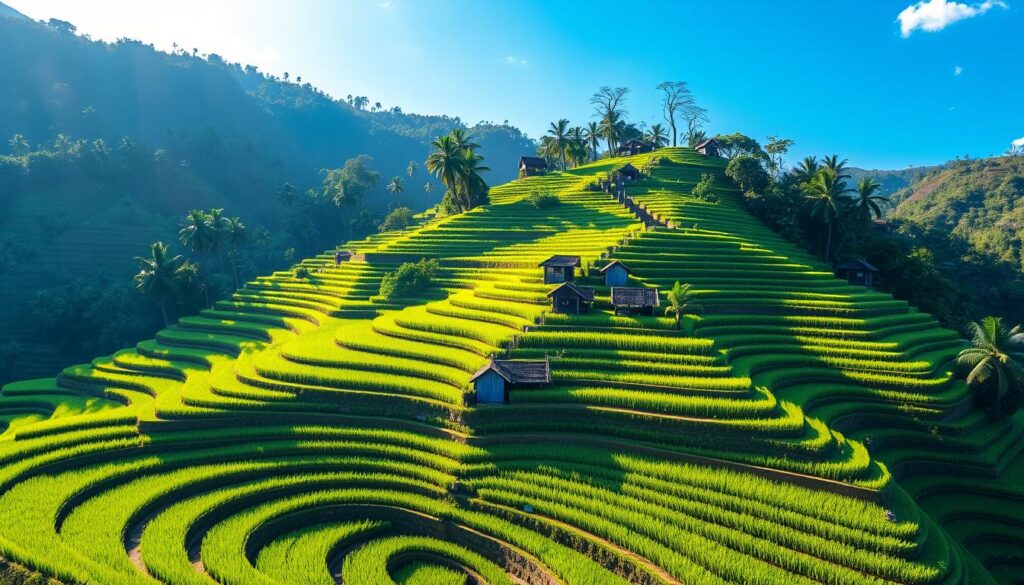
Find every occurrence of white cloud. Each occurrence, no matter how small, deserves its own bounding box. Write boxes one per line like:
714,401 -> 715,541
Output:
504,55 -> 528,66
954,65 -> 963,75
897,0 -> 1007,37
1013,136 -> 1024,148
378,1 -> 393,10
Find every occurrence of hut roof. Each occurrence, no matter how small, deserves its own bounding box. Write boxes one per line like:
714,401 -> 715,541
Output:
546,282 -> 595,302
539,255 -> 581,268
470,359 -> 550,384
598,260 -> 632,275
519,156 -> 547,169
835,258 -> 878,272
616,163 -> 640,175
611,287 -> 660,307
336,250 -> 353,258
694,139 -> 718,150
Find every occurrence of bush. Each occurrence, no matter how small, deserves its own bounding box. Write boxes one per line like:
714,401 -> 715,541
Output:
725,154 -> 770,194
527,191 -> 560,208
691,173 -> 718,202
379,258 -> 439,300
379,207 -> 414,232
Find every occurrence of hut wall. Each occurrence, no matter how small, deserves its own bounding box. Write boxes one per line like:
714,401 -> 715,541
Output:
604,266 -> 629,287
475,371 -> 507,404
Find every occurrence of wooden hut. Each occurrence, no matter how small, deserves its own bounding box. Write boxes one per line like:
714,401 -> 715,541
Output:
546,282 -> 595,314
611,287 -> 660,315
599,260 -> 632,287
470,359 -> 550,404
518,156 -> 548,178
694,139 -> 720,157
334,250 -> 352,265
616,139 -> 655,156
615,163 -> 641,182
539,255 -> 581,284
834,258 -> 878,287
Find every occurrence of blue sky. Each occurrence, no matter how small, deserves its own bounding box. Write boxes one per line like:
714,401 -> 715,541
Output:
8,0 -> 1023,169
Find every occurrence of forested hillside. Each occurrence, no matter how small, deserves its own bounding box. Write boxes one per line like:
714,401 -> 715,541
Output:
0,11 -> 534,383
0,147 -> 1020,584
891,155 -> 1024,270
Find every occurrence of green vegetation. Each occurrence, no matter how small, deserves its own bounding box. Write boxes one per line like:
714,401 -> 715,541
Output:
0,145 -> 1020,584
957,316 -> 1024,417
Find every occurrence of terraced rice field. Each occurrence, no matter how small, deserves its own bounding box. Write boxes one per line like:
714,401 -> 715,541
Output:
0,147 -> 1019,584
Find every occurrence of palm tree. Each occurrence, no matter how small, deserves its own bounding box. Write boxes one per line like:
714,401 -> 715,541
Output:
547,119 -> 570,170
450,128 -> 479,150
599,110 -> 622,157
207,208 -> 229,273
133,242 -> 188,326
957,316 -> 1024,416
276,182 -> 298,207
425,135 -> 464,200
664,282 -> 699,331
224,217 -> 247,288
568,126 -> 585,167
457,147 -> 490,210
645,123 -> 669,148
178,209 -> 215,260
802,168 -> 852,261
688,130 -> 707,148
387,176 -> 404,208
8,133 -> 28,156
792,156 -> 820,183
852,177 -> 888,223
407,160 -> 418,177
424,182 -> 434,194
822,154 -> 850,179
583,122 -> 601,161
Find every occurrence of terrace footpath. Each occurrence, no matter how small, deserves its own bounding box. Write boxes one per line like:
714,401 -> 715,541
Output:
0,148 -> 984,584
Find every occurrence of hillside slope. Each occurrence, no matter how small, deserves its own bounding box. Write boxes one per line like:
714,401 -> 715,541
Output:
891,156 -> 1024,272
0,148 -> 1020,584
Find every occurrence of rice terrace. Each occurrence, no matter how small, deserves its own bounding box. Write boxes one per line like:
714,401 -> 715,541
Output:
1,1 -> 1023,584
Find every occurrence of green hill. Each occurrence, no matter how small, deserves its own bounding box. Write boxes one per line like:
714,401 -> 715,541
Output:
0,147 -> 1021,584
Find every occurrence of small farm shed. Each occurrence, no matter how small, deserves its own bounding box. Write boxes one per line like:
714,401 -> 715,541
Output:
547,282 -> 595,315
694,139 -> 720,157
470,359 -> 550,404
834,258 -> 878,287
519,156 -> 548,178
615,163 -> 641,182
617,139 -> 655,156
539,255 -> 581,284
611,287 -> 660,315
334,250 -> 352,265
599,260 -> 632,287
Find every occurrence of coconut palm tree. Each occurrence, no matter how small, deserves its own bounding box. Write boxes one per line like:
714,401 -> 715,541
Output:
8,133 -> 28,156
407,160 -> 418,177
664,282 -> 699,331
224,217 -> 247,288
583,122 -> 601,161
958,316 -> 1024,416
450,128 -> 479,150
178,209 -> 215,260
688,130 -> 707,148
852,177 -> 888,223
802,168 -> 852,261
822,154 -> 850,179
457,148 -> 490,210
645,123 -> 669,148
792,156 -> 820,183
387,176 -> 404,208
206,208 -> 229,273
276,182 -> 299,207
425,135 -> 464,200
547,119 -> 570,170
599,110 -> 622,157
424,182 -> 434,194
133,242 -> 188,326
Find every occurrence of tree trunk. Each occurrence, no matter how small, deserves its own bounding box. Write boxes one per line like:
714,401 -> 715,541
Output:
824,223 -> 833,262
670,120 -> 677,147
674,311 -> 681,330
160,302 -> 169,327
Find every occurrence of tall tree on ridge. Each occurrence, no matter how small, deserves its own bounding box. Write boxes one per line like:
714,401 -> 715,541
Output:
224,217 -> 247,289
802,167 -> 851,261
645,123 -> 669,148
583,122 -> 601,161
591,86 -> 629,156
8,133 -> 29,156
387,176 -> 405,208
547,119 -> 570,170
407,160 -> 418,177
656,81 -> 695,147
